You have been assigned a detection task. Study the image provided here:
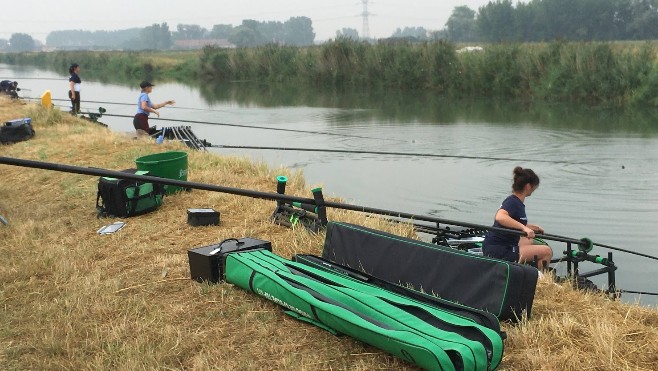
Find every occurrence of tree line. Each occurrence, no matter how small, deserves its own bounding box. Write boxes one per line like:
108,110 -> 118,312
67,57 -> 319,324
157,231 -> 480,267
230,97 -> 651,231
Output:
0,17 -> 315,52
1,1 -> 657,51
444,0 -> 658,42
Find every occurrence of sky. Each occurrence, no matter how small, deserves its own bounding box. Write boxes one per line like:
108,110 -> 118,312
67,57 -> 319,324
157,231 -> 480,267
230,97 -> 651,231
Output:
3,0 -> 503,43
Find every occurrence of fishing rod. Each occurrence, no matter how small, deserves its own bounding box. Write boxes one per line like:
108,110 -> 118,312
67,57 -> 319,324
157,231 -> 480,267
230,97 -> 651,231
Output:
0,156 -> 588,246
619,289 -> 658,296
24,96 -> 405,143
0,77 -> 65,81
47,97 -> 233,114
0,156 -> 313,205
211,144 -> 582,165
96,112 -> 404,143
25,96 -> 227,114
393,218 -> 658,262
540,233 -> 658,262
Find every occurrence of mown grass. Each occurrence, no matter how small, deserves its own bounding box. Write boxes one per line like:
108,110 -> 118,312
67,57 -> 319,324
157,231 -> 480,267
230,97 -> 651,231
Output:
2,97 -> 658,370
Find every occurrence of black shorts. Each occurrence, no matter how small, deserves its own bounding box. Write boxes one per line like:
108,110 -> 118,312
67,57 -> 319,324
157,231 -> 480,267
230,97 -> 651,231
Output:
482,243 -> 519,262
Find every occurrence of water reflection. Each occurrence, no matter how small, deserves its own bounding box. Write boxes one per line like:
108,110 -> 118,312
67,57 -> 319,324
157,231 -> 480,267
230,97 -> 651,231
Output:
199,82 -> 658,135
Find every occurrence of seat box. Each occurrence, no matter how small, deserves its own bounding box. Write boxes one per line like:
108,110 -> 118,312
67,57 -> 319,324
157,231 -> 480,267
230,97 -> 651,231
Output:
188,237 -> 272,283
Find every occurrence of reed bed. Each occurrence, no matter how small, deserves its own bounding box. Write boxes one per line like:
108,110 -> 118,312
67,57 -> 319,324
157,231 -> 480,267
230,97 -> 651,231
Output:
2,97 -> 658,370
2,40 -> 657,105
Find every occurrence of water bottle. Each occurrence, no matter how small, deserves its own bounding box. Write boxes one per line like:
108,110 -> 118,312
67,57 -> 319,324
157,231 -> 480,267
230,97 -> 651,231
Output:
156,134 -> 164,144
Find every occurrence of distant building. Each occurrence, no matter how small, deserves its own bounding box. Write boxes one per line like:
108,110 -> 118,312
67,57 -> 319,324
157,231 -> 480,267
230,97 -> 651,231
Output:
172,39 -> 235,50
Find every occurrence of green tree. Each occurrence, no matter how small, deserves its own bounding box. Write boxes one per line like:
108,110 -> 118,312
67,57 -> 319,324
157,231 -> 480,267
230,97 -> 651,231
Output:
477,0 -> 516,42
391,27 -> 429,40
336,28 -> 359,40
140,23 -> 172,50
210,24 -> 234,39
8,33 -> 35,52
174,24 -> 208,40
283,17 -> 315,46
626,0 -> 658,39
228,21 -> 261,47
445,6 -> 477,42
258,21 -> 285,44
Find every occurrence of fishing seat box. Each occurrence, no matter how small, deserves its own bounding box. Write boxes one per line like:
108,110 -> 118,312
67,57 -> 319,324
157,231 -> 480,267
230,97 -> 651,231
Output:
187,237 -> 272,283
187,208 -> 220,226
321,222 -> 539,322
1,118 -> 35,144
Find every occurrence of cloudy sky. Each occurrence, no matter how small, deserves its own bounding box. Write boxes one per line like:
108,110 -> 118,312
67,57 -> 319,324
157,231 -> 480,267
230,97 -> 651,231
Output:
4,0 -> 503,43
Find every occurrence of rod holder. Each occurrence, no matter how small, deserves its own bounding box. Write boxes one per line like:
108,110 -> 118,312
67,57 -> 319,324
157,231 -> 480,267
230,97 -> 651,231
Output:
276,175 -> 288,206
312,187 -> 327,226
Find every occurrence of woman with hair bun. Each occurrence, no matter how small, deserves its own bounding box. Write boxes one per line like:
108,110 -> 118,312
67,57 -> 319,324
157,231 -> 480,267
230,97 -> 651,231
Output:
482,167 -> 553,268
68,63 -> 81,114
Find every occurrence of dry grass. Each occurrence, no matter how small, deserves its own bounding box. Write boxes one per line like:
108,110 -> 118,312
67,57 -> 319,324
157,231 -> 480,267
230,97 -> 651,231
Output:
2,96 -> 658,370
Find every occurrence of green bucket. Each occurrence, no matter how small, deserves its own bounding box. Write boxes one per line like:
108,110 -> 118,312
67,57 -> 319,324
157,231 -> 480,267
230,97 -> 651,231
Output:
135,151 -> 188,195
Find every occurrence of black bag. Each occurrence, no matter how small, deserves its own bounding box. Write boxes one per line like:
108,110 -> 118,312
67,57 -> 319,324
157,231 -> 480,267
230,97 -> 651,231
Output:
321,222 -> 539,322
96,169 -> 164,218
0,118 -> 35,144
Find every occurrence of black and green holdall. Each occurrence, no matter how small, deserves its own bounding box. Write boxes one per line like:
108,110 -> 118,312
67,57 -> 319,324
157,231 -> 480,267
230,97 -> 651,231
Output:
96,169 -> 164,218
225,249 -> 504,371
321,222 -> 539,322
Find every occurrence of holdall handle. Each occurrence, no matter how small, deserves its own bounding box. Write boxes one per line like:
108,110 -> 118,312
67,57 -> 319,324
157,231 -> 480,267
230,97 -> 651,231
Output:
209,238 -> 244,255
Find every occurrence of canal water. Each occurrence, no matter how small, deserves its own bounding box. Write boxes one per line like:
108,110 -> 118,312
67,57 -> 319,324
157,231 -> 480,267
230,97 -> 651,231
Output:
3,64 -> 657,306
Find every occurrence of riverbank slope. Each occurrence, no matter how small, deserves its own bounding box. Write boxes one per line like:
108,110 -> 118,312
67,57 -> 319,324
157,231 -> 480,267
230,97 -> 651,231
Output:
1,97 -> 658,370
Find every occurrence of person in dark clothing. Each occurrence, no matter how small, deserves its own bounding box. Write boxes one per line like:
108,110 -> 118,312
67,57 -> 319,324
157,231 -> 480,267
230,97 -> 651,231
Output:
0,80 -> 20,98
482,167 -> 553,268
133,80 -> 175,135
68,63 -> 81,113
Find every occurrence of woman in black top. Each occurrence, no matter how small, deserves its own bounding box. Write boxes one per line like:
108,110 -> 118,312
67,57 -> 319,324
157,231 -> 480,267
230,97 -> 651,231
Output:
68,63 -> 81,114
482,167 -> 553,268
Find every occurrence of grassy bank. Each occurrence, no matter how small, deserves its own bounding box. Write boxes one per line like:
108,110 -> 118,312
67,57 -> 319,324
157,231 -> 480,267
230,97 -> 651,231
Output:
2,97 -> 658,370
0,50 -> 199,85
3,40 -> 658,106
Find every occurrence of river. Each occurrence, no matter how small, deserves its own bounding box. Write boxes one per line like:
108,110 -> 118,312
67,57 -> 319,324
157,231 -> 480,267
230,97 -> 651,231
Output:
3,63 -> 658,306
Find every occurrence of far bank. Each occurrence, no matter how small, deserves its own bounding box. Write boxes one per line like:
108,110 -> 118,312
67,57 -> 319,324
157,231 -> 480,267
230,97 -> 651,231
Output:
2,39 -> 658,107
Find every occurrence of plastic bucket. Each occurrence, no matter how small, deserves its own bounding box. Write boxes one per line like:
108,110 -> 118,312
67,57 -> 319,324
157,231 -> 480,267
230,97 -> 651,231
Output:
135,151 -> 188,195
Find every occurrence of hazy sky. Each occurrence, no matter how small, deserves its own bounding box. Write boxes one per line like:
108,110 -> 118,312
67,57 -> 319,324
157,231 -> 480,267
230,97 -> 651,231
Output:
4,0 -> 501,43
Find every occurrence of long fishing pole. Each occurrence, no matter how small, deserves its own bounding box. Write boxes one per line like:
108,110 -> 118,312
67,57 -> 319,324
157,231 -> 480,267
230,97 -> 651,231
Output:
2,156 -> 658,262
47,97 -> 232,113
541,233 -> 658,262
30,101 -> 400,142
211,144 -> 582,165
0,156 -> 584,244
97,112 -> 404,143
12,101 -> 598,166
13,99 -> 595,165
619,290 -> 658,296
